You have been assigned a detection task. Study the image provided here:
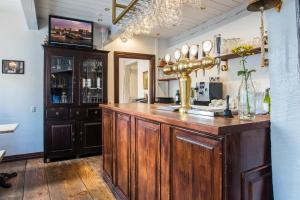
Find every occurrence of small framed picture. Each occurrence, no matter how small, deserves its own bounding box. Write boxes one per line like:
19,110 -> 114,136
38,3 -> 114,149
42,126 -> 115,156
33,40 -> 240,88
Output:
2,60 -> 25,74
143,71 -> 148,90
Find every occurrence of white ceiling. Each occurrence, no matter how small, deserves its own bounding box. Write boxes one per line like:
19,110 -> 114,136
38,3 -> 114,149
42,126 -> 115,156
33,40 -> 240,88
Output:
34,0 -> 245,38
0,0 -> 23,13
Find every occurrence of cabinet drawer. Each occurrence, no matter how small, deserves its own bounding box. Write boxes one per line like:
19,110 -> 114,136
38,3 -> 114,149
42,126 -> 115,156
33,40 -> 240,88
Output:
70,108 -> 87,120
46,108 -> 69,120
87,108 -> 101,120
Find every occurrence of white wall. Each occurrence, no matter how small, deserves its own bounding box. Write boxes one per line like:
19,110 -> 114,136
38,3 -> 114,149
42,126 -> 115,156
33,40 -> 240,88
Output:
0,3 -> 103,156
104,35 -> 159,103
266,0 -> 300,199
0,6 -> 46,156
164,13 -> 270,99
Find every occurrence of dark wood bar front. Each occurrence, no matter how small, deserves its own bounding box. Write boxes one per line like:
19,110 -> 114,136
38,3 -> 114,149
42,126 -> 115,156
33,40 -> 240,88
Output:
100,103 -> 272,200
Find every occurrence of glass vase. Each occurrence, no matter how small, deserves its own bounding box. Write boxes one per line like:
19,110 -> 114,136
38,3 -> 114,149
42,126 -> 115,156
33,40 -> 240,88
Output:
238,76 -> 256,120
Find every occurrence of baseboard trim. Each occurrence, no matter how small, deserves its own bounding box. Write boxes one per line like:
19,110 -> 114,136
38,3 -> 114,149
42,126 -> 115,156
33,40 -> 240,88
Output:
2,152 -> 43,162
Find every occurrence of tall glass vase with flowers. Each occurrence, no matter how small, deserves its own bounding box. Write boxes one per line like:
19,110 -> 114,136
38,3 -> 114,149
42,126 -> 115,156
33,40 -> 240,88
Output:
232,45 -> 256,120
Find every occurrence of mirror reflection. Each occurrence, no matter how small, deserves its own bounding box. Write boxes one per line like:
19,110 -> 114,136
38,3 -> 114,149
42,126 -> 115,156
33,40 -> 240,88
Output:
119,58 -> 150,103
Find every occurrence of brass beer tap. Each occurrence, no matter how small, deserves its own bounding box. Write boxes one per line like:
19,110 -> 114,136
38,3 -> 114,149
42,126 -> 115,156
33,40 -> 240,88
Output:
163,41 -> 220,113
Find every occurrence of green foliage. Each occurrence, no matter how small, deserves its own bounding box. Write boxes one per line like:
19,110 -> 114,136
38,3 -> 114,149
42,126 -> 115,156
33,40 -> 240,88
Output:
237,69 -> 256,80
232,45 -> 254,57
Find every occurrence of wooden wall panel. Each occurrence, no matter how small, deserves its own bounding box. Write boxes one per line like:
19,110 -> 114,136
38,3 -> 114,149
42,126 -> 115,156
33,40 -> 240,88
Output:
115,113 -> 131,199
102,109 -> 113,179
241,165 -> 273,200
170,127 -> 222,200
135,119 -> 160,200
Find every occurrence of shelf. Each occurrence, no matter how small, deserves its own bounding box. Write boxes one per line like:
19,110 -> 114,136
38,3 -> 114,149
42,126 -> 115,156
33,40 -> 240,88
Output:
218,47 -> 268,61
51,69 -> 73,74
158,77 -> 178,81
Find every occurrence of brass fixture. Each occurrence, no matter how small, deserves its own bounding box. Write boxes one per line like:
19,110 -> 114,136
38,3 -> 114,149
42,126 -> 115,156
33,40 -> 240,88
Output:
163,41 -> 219,113
221,64 -> 228,72
247,0 -> 282,12
247,0 -> 283,67
112,0 -> 138,25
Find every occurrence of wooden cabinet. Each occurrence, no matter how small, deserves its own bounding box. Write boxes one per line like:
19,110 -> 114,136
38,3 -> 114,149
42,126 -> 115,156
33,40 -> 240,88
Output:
45,121 -> 76,159
101,105 -> 272,200
79,121 -> 102,154
43,45 -> 108,162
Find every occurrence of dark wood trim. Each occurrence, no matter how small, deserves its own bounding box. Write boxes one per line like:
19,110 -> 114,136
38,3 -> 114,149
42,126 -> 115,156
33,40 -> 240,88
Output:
114,51 -> 156,104
100,104 -> 270,135
43,44 -> 110,54
219,47 -> 268,61
2,152 -> 43,162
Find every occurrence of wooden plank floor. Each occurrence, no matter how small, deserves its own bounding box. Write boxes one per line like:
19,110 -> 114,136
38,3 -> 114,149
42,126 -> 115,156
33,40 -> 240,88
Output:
0,156 -> 115,200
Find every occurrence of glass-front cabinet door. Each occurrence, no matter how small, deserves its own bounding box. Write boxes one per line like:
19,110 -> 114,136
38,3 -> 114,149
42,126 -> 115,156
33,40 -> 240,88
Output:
50,55 -> 74,105
80,56 -> 104,105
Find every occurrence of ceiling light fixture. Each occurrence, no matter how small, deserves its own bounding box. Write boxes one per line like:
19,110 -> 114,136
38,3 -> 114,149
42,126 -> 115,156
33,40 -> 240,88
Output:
113,0 -> 204,42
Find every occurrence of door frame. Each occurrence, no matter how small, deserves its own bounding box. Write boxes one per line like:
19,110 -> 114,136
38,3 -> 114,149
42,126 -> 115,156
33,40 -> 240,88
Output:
114,51 -> 156,104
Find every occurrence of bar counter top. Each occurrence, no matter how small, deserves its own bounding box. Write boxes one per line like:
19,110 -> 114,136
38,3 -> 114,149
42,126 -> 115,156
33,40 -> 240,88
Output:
100,103 -> 270,135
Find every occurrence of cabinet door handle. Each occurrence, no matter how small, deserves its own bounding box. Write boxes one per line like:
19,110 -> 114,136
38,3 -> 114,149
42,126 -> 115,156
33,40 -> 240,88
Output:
80,131 -> 83,136
72,138 -> 75,143
94,110 -> 98,115
55,112 -> 59,116
76,111 -> 80,115
72,132 -> 75,136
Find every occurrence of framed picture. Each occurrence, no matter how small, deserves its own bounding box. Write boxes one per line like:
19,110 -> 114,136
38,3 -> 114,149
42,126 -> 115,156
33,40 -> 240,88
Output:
143,71 -> 148,90
49,15 -> 93,48
2,60 -> 25,74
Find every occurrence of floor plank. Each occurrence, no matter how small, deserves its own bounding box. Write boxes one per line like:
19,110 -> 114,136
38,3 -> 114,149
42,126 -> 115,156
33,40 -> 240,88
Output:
23,158 -> 50,200
0,156 -> 115,200
85,156 -> 102,176
45,160 -> 93,200
71,159 -> 115,200
0,160 -> 26,200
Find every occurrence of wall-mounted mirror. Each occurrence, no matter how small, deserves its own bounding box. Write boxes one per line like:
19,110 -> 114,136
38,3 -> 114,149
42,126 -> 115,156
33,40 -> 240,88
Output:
114,52 -> 155,104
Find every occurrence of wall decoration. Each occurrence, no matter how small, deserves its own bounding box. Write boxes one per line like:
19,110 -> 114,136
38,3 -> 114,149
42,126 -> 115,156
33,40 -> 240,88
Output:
49,15 -> 93,48
143,71 -> 148,90
2,60 -> 25,74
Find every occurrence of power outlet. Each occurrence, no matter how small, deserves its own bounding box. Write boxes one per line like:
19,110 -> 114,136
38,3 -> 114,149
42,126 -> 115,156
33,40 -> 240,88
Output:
31,106 -> 37,113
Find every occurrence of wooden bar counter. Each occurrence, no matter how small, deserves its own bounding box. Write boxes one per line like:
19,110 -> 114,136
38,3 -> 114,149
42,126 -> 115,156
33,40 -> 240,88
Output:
100,103 -> 272,200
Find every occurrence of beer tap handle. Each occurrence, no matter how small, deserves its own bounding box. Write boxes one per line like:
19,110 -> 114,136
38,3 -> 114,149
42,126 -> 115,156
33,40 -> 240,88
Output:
224,95 -> 233,118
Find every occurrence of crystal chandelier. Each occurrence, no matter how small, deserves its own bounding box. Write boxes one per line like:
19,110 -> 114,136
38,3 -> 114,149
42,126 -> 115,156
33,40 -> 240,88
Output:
114,0 -> 204,42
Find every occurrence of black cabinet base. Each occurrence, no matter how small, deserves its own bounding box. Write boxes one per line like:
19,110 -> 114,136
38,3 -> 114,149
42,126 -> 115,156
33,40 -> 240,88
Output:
44,151 -> 102,163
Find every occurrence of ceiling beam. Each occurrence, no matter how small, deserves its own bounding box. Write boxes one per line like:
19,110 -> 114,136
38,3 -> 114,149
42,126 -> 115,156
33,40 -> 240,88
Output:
20,0 -> 38,30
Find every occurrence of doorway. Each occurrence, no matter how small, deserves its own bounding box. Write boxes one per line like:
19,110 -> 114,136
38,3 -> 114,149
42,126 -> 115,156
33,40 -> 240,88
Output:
114,52 -> 155,104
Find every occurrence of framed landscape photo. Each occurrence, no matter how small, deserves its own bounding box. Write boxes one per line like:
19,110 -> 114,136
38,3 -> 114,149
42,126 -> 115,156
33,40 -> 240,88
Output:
2,60 -> 25,74
49,15 -> 93,48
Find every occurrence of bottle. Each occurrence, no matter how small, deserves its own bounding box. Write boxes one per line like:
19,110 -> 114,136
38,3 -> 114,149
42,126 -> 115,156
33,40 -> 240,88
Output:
175,90 -> 181,105
190,88 -> 195,105
97,77 -> 101,89
263,88 -> 271,113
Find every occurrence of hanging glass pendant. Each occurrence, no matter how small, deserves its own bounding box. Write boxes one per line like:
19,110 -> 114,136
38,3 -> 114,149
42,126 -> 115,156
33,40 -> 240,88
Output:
117,0 -> 204,42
